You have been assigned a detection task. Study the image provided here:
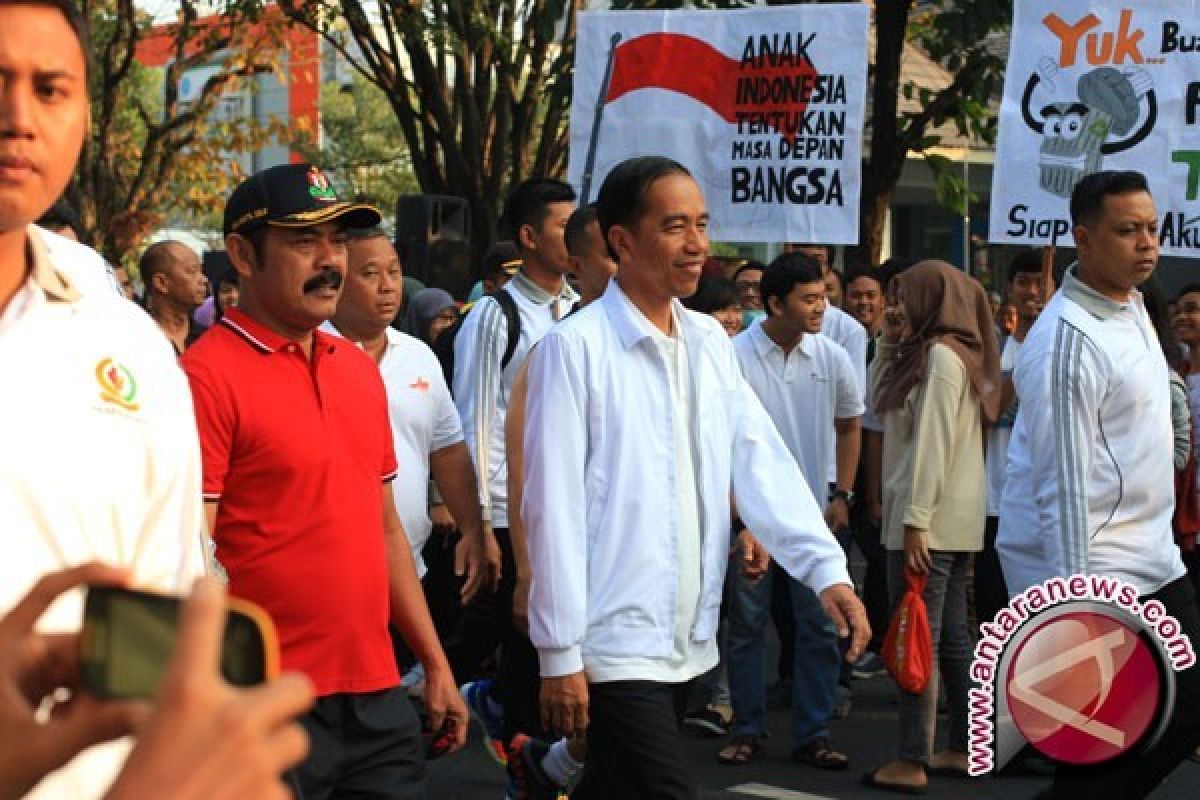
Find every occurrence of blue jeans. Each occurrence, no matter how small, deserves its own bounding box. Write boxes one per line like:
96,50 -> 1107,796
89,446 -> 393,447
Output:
727,558 -> 840,747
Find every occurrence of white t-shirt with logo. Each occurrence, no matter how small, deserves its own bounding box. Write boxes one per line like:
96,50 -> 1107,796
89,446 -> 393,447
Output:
0,227 -> 206,799
324,323 -> 464,575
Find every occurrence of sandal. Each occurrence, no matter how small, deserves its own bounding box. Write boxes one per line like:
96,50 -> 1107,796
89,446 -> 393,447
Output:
861,767 -> 927,795
793,737 -> 850,771
716,735 -> 766,766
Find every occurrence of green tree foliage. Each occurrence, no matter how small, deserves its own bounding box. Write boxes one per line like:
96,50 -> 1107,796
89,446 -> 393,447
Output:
72,0 -> 289,261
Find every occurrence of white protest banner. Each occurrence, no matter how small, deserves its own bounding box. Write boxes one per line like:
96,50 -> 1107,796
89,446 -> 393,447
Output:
990,0 -> 1200,256
568,4 -> 869,244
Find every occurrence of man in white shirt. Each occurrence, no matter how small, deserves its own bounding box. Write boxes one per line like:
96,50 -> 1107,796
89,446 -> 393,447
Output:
1000,170 -> 1200,798
723,252 -> 863,771
327,227 -> 495,602
786,243 -> 868,390
977,249 -> 1045,631
449,178 -> 578,768
523,156 -> 868,798
0,3 -> 207,796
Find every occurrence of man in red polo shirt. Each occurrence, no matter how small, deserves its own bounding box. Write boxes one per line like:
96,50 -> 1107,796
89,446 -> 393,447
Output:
182,163 -> 467,799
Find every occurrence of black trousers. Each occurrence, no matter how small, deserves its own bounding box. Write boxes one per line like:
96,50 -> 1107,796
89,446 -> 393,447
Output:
573,681 -> 697,800
290,686 -> 426,800
1050,576 -> 1200,799
974,516 -> 1010,633
440,526 -> 544,740
849,505 -> 889,653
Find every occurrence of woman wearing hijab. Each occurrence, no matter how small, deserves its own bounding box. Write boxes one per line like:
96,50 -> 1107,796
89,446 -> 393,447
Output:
864,260 -> 1000,794
401,287 -> 459,347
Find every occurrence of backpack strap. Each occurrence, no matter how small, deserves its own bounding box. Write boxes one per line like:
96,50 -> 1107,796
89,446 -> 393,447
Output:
493,289 -> 521,371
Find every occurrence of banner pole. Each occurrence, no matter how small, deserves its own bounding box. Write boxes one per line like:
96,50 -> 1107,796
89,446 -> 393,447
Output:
581,32 -> 622,204
1041,229 -> 1057,304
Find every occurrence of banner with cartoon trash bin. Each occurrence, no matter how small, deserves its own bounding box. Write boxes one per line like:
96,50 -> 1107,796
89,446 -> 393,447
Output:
990,0 -> 1200,257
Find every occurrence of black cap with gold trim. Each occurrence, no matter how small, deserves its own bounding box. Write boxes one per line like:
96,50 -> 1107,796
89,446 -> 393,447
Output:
223,163 -> 382,236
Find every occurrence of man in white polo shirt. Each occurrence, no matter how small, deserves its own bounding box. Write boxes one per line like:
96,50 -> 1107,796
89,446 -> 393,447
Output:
0,2 -> 206,797
523,156 -> 867,798
327,226 -> 496,601
722,252 -> 863,771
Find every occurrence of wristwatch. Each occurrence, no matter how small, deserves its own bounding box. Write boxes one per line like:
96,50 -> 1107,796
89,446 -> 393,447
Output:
830,488 -> 855,505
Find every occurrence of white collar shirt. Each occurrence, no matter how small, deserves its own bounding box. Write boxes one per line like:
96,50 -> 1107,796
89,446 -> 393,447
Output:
523,282 -> 850,678
999,266 -> 1186,595
453,271 -> 578,528
733,321 -> 864,508
0,226 -> 206,799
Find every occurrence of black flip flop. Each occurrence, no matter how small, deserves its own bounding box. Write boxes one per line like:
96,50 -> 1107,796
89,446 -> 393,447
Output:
926,764 -> 971,778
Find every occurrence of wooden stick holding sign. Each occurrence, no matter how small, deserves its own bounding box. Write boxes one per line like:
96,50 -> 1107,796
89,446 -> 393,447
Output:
1041,231 -> 1057,307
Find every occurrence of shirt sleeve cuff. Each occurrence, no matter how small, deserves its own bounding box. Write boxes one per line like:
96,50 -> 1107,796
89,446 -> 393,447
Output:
538,646 -> 583,677
903,506 -> 933,530
805,559 -> 853,596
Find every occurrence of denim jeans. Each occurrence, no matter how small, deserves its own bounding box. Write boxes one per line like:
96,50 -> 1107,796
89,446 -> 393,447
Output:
727,557 -> 840,747
885,550 -> 972,764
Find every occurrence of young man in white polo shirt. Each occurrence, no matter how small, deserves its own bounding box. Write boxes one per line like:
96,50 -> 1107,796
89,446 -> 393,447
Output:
522,156 -> 868,798
722,252 -> 863,771
0,2 -> 207,796
999,170 -> 1200,798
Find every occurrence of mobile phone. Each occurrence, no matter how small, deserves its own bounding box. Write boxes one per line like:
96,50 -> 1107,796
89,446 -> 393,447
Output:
80,586 -> 279,700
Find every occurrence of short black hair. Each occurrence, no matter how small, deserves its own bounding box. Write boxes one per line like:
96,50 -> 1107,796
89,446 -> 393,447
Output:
878,256 -> 916,292
1070,170 -> 1151,228
761,252 -> 824,315
1008,249 -> 1043,279
565,205 -> 600,258
732,260 -> 765,283
500,178 -> 576,241
345,225 -> 389,242
1176,283 -> 1200,302
595,157 -> 692,255
682,274 -> 738,314
36,199 -> 84,241
844,264 -> 883,291
481,240 -> 520,280
4,1 -> 89,69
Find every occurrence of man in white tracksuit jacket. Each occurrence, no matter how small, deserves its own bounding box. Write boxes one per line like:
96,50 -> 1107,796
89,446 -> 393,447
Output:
999,170 -> 1200,799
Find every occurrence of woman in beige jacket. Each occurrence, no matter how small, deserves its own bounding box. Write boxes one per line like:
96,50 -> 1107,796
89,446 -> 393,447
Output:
864,260 -> 1000,794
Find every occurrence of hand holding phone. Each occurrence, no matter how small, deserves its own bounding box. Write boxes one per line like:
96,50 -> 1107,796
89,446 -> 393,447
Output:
80,586 -> 279,700
0,563 -> 143,800
105,577 -> 313,800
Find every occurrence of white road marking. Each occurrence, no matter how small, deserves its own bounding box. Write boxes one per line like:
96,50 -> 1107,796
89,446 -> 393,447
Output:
726,783 -> 838,800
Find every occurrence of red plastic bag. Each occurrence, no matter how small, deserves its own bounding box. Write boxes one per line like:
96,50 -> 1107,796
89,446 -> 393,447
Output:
882,569 -> 932,694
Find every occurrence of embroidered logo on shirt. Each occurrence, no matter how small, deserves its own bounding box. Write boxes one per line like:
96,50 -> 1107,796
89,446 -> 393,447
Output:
95,358 -> 139,411
409,377 -> 430,392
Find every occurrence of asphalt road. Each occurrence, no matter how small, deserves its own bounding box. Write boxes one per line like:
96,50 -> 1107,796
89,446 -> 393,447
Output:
425,671 -> 1200,799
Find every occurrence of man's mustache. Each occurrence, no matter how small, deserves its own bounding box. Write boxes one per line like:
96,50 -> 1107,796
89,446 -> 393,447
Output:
303,270 -> 343,293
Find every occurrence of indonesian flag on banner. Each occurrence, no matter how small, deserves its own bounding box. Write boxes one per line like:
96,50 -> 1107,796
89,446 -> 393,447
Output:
604,32 -> 818,133
567,6 -> 869,244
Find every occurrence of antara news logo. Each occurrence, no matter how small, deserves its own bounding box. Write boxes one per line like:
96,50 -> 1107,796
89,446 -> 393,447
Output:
968,574 -> 1196,776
